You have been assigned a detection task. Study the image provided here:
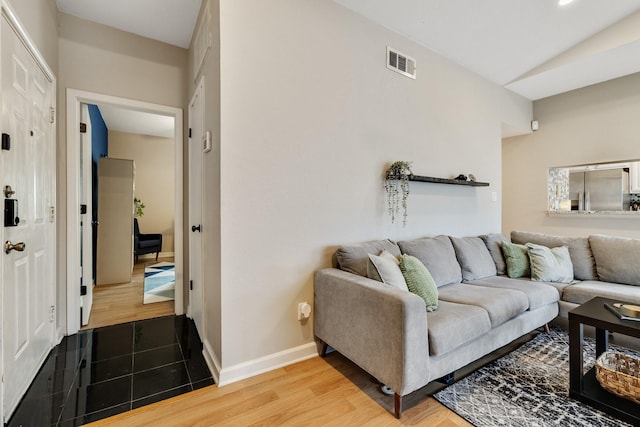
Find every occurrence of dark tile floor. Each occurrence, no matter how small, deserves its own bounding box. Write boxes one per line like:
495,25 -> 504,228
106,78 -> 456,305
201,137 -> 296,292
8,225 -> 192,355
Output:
6,315 -> 214,427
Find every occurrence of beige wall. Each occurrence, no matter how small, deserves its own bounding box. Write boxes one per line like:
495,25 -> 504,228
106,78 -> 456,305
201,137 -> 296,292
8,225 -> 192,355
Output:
57,13 -> 188,321
503,72 -> 640,238
108,131 -> 175,253
214,0 -> 531,374
6,0 -> 58,72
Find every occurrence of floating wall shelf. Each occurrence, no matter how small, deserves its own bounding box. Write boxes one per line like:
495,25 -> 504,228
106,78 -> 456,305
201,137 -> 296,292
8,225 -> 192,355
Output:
408,174 -> 490,187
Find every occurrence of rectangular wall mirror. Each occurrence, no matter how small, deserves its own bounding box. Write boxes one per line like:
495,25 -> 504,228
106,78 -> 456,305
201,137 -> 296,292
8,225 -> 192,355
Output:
548,160 -> 640,213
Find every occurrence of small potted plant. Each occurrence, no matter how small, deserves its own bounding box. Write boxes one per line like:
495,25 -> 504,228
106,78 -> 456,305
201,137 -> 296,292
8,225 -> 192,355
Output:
134,197 -> 145,217
384,161 -> 412,226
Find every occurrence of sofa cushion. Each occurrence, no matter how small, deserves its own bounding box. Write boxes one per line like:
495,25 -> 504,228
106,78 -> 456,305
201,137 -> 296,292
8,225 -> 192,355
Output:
589,234 -> 640,286
511,231 -> 597,281
335,239 -> 401,277
426,301 -> 491,356
367,250 -> 408,291
450,236 -> 497,281
399,255 -> 438,311
465,276 -> 559,311
479,233 -> 509,275
526,243 -> 574,283
500,241 -> 530,279
437,283 -> 529,327
398,236 -> 462,287
563,281 -> 640,305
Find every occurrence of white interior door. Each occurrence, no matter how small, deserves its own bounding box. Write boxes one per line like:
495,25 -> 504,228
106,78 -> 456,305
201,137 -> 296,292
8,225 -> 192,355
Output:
80,104 -> 93,325
188,79 -> 204,334
1,16 -> 56,420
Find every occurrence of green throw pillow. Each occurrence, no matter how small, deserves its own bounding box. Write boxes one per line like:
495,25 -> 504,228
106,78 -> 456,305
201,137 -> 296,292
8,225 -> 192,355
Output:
399,255 -> 438,311
500,241 -> 530,278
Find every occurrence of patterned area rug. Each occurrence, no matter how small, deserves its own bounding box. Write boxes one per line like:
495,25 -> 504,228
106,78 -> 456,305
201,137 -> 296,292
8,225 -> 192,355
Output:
143,262 -> 175,304
434,327 -> 638,426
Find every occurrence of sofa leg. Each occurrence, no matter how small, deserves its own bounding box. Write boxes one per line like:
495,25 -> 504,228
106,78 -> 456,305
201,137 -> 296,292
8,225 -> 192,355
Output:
544,323 -> 550,334
394,393 -> 402,419
318,340 -> 328,358
437,372 -> 455,385
155,252 -> 159,261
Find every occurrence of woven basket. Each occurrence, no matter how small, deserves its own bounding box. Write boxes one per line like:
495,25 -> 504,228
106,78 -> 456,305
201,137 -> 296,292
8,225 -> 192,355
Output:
595,350 -> 640,404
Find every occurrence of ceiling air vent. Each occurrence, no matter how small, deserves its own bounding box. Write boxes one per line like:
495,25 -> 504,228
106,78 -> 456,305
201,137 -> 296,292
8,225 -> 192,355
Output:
387,47 -> 416,79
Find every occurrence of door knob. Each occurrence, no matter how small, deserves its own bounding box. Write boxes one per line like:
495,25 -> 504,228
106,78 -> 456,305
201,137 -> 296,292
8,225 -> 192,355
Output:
3,185 -> 15,198
5,241 -> 25,254
191,225 -> 201,232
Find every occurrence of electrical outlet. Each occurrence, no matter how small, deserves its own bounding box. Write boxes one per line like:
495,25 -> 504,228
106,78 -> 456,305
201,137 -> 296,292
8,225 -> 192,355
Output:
298,302 -> 311,320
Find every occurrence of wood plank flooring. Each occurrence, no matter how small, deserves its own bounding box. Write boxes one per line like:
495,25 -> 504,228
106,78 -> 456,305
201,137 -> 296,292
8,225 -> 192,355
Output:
82,257 -> 175,330
86,351 -> 471,427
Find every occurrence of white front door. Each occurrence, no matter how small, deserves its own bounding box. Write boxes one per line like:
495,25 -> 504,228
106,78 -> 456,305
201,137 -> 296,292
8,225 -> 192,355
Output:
80,104 -> 93,325
188,79 -> 204,334
1,15 -> 56,420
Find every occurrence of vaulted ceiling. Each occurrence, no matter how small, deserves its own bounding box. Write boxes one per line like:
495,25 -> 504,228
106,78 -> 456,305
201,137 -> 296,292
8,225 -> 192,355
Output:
56,0 -> 640,133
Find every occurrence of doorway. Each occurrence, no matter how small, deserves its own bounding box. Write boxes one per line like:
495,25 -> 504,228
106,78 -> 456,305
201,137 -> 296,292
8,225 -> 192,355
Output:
66,90 -> 184,335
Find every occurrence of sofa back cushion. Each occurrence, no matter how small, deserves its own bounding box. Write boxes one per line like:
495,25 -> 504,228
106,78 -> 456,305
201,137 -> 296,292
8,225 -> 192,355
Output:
589,234 -> 640,286
479,233 -> 509,275
450,236 -> 497,281
335,239 -> 401,277
398,235 -> 462,287
511,230 -> 597,281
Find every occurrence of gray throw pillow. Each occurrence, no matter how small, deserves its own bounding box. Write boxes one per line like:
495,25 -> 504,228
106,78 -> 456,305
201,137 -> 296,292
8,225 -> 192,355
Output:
398,235 -> 462,287
526,243 -> 574,283
335,239 -> 401,277
399,255 -> 438,311
479,233 -> 509,275
589,235 -> 640,286
450,236 -> 497,281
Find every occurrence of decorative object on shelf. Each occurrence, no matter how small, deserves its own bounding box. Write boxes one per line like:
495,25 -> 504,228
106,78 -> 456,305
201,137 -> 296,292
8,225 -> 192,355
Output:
468,174 -> 476,182
384,161 -> 412,226
454,174 -> 468,181
134,197 -> 145,217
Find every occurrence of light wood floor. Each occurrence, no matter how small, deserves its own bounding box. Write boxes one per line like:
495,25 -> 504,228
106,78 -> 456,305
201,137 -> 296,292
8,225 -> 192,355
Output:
86,351 -> 471,427
82,257 -> 175,330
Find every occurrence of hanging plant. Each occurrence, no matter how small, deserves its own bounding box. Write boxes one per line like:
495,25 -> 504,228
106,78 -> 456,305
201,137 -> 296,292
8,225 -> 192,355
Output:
134,197 -> 145,217
384,161 -> 412,226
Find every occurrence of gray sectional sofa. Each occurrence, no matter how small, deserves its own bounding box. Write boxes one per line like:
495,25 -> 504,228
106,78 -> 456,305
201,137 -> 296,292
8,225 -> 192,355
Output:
314,231 -> 640,418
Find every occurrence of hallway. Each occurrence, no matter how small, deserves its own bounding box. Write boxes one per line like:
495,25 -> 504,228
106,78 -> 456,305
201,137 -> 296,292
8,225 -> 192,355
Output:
7,316 -> 213,427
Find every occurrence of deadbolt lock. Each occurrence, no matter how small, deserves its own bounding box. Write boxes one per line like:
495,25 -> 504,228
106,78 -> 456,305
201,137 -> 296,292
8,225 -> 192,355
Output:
3,185 -> 15,198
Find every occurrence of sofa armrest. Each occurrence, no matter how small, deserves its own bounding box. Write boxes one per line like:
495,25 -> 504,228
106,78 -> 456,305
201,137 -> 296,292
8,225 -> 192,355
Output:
314,268 -> 430,396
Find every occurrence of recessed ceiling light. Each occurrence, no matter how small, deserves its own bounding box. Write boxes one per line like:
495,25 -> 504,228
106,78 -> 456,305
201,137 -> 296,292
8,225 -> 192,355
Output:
558,0 -> 575,6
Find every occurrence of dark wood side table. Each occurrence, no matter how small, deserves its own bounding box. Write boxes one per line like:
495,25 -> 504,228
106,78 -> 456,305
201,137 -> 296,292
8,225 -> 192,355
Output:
569,296 -> 640,426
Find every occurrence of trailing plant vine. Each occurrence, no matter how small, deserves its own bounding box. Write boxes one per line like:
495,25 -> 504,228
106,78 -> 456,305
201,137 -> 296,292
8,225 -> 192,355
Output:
134,197 -> 145,217
384,161 -> 412,226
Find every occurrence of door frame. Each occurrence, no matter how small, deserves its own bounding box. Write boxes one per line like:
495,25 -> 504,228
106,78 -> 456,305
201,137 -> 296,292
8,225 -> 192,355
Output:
66,89 -> 184,335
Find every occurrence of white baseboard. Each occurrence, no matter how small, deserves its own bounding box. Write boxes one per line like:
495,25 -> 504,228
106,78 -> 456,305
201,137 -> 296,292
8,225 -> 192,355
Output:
216,342 -> 319,387
202,339 -> 221,385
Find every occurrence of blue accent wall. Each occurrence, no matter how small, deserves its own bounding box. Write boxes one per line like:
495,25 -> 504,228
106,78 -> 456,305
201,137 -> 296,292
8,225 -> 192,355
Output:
88,104 -> 108,163
88,105 -> 108,279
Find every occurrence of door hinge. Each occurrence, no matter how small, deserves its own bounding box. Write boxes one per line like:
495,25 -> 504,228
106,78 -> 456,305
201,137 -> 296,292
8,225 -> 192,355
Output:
49,206 -> 55,222
80,204 -> 87,214
190,280 -> 193,290
80,285 -> 87,296
188,128 -> 192,138
1,133 -> 10,150
80,122 -> 87,133
49,306 -> 55,322
50,107 -> 55,124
